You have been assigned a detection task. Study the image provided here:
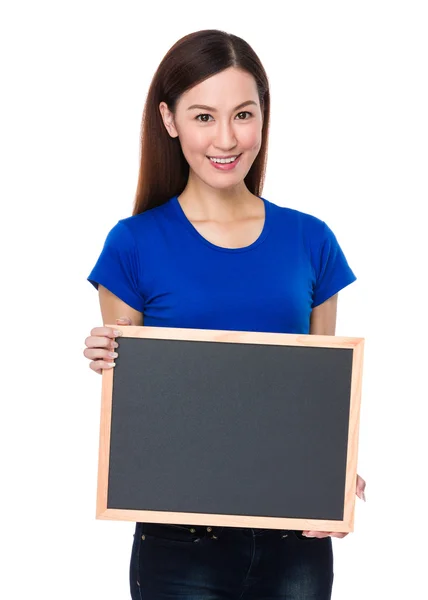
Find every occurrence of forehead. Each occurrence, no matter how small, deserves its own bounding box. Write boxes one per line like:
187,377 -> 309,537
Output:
178,68 -> 259,109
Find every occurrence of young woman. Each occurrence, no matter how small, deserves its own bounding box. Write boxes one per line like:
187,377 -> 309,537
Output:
84,29 -> 366,600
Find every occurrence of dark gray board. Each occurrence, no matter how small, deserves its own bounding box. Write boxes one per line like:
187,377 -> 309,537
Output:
107,337 -> 353,521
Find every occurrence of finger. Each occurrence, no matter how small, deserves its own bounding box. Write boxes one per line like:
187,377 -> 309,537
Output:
356,474 -> 367,501
88,326 -> 124,339
85,335 -> 121,351
116,316 -> 132,325
89,359 -> 116,374
302,531 -> 330,539
84,347 -> 118,361
93,340 -> 118,353
358,489 -> 367,502
302,530 -> 349,539
357,474 -> 366,488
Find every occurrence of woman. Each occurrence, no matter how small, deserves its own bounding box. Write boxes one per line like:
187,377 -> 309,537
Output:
84,29 -> 366,600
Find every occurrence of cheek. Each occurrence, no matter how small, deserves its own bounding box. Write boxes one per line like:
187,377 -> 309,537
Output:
179,129 -> 207,155
239,127 -> 262,152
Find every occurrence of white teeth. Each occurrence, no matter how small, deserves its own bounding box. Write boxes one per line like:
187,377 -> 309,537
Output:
209,155 -> 239,164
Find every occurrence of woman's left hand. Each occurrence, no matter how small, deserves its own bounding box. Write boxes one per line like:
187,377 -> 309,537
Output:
302,473 -> 366,539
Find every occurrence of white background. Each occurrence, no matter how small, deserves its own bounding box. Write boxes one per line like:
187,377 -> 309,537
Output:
1,1 -> 427,598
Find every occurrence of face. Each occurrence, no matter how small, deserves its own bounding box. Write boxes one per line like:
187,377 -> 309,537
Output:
159,67 -> 263,190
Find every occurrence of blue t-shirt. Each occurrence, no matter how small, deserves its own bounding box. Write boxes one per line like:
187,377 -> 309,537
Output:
87,195 -> 356,334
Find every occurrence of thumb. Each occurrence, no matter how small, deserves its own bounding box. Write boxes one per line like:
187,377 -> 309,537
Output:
116,316 -> 132,325
356,474 -> 366,502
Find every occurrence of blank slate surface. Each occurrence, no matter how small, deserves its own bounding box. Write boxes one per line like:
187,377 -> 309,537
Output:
97,326 -> 364,532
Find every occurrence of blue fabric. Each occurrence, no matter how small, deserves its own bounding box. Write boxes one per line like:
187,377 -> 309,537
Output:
87,195 -> 356,334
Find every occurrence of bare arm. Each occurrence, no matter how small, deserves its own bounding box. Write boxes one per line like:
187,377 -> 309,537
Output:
309,293 -> 338,335
98,284 -> 144,326
83,285 -> 143,373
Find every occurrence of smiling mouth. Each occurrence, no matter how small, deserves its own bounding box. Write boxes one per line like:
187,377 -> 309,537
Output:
207,153 -> 242,164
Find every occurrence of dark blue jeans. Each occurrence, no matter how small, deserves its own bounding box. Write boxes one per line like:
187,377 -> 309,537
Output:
129,521 -> 334,599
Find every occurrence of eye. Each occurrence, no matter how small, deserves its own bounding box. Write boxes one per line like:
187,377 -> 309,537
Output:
195,111 -> 253,123
195,114 -> 213,122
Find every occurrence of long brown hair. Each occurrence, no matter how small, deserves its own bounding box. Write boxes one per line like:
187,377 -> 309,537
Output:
132,29 -> 271,216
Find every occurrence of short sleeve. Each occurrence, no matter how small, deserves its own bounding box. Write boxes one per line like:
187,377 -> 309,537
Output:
87,221 -> 144,312
311,222 -> 357,308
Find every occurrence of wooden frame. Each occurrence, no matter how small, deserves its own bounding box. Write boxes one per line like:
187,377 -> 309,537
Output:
97,326 -> 364,532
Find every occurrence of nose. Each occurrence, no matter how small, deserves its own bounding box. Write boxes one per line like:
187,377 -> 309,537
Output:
213,119 -> 238,152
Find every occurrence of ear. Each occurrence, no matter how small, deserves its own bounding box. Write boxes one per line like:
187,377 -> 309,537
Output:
159,102 -> 179,138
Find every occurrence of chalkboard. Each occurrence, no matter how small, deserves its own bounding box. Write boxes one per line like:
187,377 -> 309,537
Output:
96,326 -> 364,533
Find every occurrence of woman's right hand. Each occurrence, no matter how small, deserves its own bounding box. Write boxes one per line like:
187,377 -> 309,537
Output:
83,316 -> 132,374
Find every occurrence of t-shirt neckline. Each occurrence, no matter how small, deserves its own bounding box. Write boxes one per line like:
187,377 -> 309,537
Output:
171,194 -> 271,253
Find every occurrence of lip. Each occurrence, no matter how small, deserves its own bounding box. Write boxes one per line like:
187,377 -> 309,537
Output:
207,154 -> 241,159
207,153 -> 242,171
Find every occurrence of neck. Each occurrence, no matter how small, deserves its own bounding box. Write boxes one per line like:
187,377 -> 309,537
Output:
178,175 -> 258,221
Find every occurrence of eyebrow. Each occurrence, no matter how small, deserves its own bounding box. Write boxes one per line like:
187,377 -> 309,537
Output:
186,100 -> 257,112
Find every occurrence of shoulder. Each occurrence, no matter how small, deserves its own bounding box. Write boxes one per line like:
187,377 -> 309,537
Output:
265,198 -> 328,240
114,197 -> 174,240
